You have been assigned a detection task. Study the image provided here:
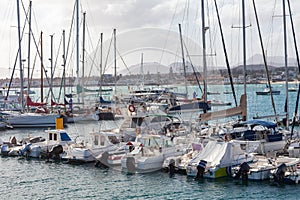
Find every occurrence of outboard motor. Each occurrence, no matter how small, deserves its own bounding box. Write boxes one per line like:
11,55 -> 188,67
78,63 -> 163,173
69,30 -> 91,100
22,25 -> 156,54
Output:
169,159 -> 176,177
19,143 -> 32,157
272,163 -> 287,185
234,162 -> 250,181
1,144 -> 9,156
195,160 -> 207,180
48,144 -> 63,160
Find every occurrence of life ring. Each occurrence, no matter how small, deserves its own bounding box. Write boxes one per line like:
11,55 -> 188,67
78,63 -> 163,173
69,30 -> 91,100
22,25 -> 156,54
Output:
128,104 -> 136,113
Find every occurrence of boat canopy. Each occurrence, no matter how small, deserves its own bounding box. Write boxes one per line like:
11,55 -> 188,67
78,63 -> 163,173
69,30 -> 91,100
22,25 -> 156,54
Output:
190,141 -> 249,168
240,120 -> 277,129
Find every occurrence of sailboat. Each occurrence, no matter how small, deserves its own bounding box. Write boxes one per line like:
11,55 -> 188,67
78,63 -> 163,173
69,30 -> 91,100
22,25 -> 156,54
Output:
0,1 -> 63,128
162,24 -> 211,114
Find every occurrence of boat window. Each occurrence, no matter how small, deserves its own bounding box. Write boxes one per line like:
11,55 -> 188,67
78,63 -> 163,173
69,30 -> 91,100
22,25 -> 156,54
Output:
108,136 -> 120,144
61,132 -> 71,141
94,135 -> 99,146
54,133 -> 57,141
49,133 -> 53,140
130,120 -> 137,128
151,116 -> 170,123
100,135 -> 105,146
132,118 -> 143,126
164,140 -> 173,147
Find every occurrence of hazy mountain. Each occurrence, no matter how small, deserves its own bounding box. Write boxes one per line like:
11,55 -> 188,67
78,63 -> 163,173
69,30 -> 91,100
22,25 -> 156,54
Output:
119,62 -> 170,75
244,54 -> 298,67
119,54 -> 297,75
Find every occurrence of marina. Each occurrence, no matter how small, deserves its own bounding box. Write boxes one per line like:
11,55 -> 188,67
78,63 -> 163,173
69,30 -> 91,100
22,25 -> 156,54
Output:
0,0 -> 300,199
0,84 -> 299,199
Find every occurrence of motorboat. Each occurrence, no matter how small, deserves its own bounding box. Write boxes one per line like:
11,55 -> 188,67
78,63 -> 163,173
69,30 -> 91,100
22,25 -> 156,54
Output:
229,120 -> 286,154
62,131 -> 122,163
162,142 -> 203,174
121,134 -> 188,173
232,155 -> 300,181
186,140 -> 255,179
270,161 -> 300,185
256,86 -> 280,95
95,141 -> 139,168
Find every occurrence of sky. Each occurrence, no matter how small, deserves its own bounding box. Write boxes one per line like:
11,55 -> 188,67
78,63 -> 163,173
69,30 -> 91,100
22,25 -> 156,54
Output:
0,0 -> 299,79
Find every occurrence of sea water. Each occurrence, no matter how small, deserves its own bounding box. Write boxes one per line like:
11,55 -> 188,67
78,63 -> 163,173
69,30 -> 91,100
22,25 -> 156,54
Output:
0,83 -> 299,199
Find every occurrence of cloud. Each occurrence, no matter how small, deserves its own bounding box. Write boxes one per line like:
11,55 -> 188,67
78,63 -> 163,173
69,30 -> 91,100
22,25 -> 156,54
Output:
0,0 -> 299,79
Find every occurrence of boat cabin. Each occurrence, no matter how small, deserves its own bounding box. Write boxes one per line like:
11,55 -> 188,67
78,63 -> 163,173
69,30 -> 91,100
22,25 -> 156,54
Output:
230,120 -> 283,142
45,129 -> 72,143
90,132 -> 120,148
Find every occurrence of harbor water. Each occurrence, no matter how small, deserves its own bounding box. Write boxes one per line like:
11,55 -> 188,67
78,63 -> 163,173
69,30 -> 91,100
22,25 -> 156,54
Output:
1,83 -> 300,199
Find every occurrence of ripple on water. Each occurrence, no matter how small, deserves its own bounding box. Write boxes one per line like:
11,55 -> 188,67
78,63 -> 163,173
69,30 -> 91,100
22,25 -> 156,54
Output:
0,120 -> 299,199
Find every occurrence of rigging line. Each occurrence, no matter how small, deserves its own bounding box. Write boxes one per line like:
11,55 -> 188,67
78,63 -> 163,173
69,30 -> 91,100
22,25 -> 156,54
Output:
53,33 -> 63,87
182,0 -> 189,40
252,0 -> 278,123
64,1 -> 77,73
46,33 -> 63,103
102,31 -> 114,74
117,48 -> 131,76
183,40 -> 203,94
86,33 -> 101,80
21,2 -> 53,102
205,0 -> 215,55
287,0 -> 300,137
213,0 -> 238,107
5,2 -> 29,101
265,0 -> 277,51
29,46 -> 38,89
20,3 -> 54,104
158,0 -> 180,64
229,0 -> 240,68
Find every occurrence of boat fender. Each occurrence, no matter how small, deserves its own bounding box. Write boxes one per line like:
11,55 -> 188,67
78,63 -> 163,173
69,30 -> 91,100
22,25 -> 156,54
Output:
128,105 -> 136,113
116,108 -> 122,115
169,159 -> 176,176
19,143 -> 32,156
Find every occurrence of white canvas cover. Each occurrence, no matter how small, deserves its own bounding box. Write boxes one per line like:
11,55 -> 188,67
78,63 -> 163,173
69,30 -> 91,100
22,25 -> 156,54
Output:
189,141 -> 249,168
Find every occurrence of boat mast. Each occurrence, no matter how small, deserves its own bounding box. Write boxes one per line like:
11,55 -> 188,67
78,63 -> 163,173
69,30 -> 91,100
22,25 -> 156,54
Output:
140,53 -> 144,88
178,23 -> 188,98
114,28 -> 117,95
27,0 -> 32,97
99,33 -> 103,97
76,0 -> 80,103
63,30 -> 66,112
40,31 -> 44,103
287,0 -> 300,136
242,0 -> 247,121
252,0 -> 278,122
50,34 -> 54,109
82,12 -> 86,105
201,0 -> 207,103
17,0 -> 24,112
213,0 -> 238,107
283,0 -> 289,129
